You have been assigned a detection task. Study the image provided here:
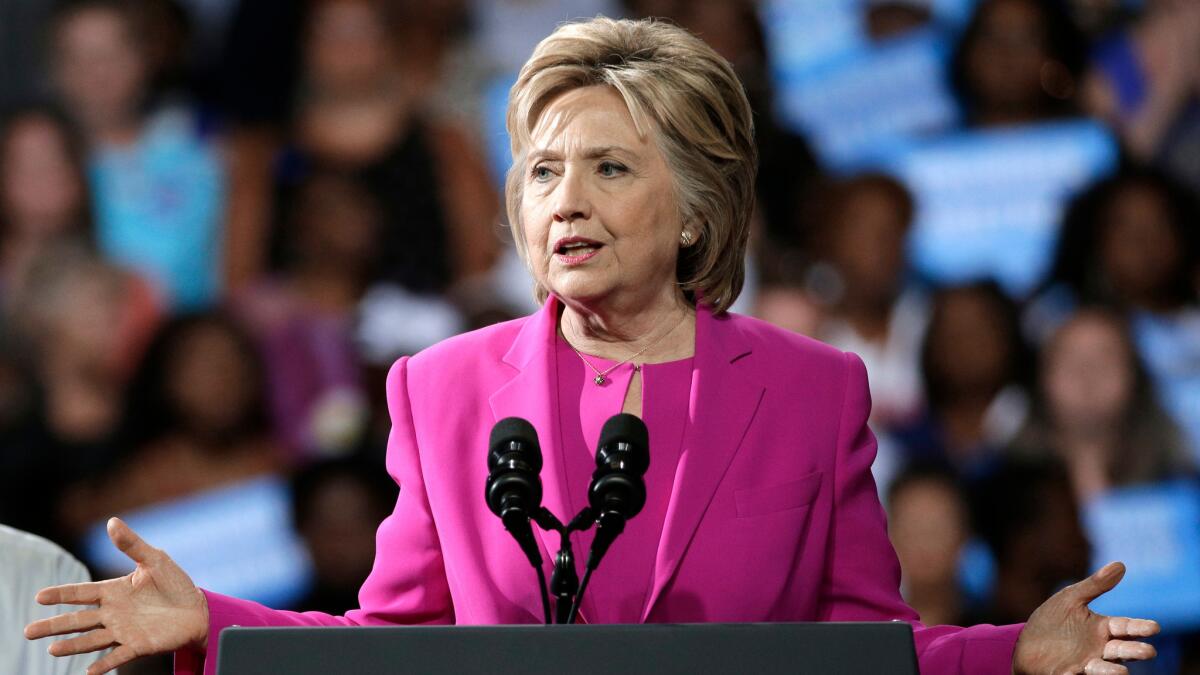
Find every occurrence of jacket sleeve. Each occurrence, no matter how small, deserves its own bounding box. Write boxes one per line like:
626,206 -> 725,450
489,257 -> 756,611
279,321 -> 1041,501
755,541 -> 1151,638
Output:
816,351 -> 1024,675
174,356 -> 453,675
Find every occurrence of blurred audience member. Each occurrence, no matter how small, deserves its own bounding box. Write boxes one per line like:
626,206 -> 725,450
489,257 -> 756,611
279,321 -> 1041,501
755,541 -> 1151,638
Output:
235,172 -> 378,462
895,281 -> 1031,478
3,244 -> 159,541
49,0 -> 226,310
951,0 -> 1089,127
810,174 -> 926,429
0,106 -> 91,301
887,463 -> 971,627
1010,309 -> 1194,503
59,312 -> 279,535
1084,1 -> 1200,191
970,458 -> 1091,626
288,456 -> 396,615
283,0 -> 499,294
1042,167 -> 1199,318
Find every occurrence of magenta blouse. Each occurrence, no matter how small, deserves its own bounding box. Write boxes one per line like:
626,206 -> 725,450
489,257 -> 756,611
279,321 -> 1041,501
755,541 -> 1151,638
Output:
554,335 -> 692,624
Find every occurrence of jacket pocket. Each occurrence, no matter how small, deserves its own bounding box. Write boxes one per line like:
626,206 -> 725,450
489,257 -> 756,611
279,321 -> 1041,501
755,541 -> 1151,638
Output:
734,471 -> 823,518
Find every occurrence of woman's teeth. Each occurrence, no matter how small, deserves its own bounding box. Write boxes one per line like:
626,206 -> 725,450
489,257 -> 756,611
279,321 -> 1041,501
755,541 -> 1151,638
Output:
559,243 -> 598,255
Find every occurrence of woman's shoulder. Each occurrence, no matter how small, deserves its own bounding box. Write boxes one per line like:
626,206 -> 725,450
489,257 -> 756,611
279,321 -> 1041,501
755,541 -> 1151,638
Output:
720,310 -> 853,369
397,314 -> 532,383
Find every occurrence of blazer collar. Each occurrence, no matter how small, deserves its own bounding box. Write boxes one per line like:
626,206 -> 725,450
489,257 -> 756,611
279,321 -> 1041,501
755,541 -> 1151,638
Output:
488,295 -> 765,622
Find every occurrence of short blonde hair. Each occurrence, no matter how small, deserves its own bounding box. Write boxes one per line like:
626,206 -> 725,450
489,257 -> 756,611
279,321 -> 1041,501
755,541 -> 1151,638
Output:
505,17 -> 757,314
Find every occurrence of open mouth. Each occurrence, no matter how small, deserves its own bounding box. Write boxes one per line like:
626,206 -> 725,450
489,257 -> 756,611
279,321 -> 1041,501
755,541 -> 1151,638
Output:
554,237 -> 603,258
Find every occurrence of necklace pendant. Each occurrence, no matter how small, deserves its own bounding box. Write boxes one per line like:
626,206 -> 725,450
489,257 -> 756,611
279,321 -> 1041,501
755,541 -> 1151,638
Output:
594,374 -> 606,386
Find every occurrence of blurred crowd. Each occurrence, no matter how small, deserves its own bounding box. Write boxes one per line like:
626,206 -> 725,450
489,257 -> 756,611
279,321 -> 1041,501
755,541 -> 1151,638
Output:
0,0 -> 1198,673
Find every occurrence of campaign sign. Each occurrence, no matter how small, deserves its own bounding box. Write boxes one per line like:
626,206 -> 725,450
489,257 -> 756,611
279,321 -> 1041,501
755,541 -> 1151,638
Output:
1132,310 -> 1200,460
772,28 -> 961,170
1084,480 -> 1200,631
884,120 -> 1119,297
82,476 -> 314,609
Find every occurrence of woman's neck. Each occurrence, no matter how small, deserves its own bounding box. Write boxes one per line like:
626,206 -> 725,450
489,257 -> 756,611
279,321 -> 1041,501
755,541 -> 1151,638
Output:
558,290 -> 696,364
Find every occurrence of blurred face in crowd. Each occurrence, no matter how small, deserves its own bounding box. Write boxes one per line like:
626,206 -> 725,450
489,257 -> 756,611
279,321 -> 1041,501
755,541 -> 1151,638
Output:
889,477 -> 968,589
306,0 -> 395,92
520,86 -> 684,312
165,322 -> 260,439
300,474 -> 387,587
293,175 -> 379,274
926,288 -> 1012,396
1098,183 -> 1183,309
826,182 -> 910,304
963,0 -> 1050,115
1042,312 -> 1134,435
53,6 -> 146,132
0,114 -> 83,236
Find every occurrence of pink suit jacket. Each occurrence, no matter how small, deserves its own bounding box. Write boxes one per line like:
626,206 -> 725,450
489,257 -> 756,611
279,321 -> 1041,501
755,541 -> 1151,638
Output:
177,297 -> 1023,674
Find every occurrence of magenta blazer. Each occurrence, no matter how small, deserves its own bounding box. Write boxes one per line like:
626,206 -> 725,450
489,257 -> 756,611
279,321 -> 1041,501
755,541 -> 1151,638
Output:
176,297 -> 1022,674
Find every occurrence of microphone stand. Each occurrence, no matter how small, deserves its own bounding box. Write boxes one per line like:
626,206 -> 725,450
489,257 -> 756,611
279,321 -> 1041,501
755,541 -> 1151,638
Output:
531,506 -> 596,624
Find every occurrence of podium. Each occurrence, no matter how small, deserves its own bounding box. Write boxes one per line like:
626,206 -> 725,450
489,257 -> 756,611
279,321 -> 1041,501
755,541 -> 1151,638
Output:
216,622 -> 918,674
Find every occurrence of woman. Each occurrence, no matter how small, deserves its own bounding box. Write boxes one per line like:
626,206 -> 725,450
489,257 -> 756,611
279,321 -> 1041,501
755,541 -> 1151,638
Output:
25,17 -> 1157,675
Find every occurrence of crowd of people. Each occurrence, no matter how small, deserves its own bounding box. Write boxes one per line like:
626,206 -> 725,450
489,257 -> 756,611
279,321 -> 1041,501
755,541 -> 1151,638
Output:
1,0 -> 1198,673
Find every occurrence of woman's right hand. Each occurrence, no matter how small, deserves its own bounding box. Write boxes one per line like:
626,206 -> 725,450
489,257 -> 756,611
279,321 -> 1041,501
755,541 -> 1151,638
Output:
23,517 -> 209,675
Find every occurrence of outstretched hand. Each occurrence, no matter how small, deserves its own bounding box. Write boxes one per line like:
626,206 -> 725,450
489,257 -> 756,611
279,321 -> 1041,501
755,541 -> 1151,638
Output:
23,517 -> 209,675
1013,562 -> 1159,675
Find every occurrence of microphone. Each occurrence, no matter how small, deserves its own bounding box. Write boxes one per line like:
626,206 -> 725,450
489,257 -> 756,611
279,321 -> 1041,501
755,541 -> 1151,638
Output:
565,413 -> 650,623
585,413 -> 650,571
485,417 -> 545,569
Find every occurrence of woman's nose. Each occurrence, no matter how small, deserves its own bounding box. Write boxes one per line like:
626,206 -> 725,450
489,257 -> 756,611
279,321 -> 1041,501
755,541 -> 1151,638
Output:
552,170 -> 591,223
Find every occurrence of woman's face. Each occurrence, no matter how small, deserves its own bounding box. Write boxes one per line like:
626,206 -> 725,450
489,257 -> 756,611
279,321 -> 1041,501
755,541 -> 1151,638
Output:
963,0 -> 1048,113
889,479 -> 967,588
927,290 -> 1012,395
53,8 -> 145,128
1042,314 -> 1134,432
306,0 -> 393,92
520,85 -> 683,311
165,323 -> 259,437
1099,183 -> 1181,307
0,116 -> 83,235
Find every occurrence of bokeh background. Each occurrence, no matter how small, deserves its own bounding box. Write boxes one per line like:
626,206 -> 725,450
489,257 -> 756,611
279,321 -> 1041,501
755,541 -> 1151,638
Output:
1,0 -> 1199,672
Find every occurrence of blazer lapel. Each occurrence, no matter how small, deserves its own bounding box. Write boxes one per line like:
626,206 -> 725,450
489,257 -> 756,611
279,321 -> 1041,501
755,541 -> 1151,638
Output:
641,307 -> 765,621
488,297 -> 570,568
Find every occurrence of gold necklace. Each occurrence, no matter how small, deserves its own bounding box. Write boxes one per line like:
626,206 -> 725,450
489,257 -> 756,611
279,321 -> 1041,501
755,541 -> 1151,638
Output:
565,312 -> 687,386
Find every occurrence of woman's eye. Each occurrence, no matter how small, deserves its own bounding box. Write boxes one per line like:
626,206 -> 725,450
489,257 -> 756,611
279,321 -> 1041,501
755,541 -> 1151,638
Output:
531,165 -> 553,181
598,161 -> 626,177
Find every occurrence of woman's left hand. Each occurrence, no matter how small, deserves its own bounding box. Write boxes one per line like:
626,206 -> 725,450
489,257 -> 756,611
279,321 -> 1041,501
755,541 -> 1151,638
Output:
1013,562 -> 1159,675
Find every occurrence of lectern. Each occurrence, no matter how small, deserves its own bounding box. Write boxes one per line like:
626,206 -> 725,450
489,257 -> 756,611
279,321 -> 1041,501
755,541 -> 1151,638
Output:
216,622 -> 918,674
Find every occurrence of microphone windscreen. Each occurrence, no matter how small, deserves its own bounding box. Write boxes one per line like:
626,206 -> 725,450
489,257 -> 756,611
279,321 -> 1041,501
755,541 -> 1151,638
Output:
489,417 -> 540,455
597,413 -> 649,473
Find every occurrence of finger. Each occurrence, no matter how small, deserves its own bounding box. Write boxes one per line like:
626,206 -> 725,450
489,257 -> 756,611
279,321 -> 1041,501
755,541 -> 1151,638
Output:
35,580 -> 104,606
1103,639 -> 1157,662
86,644 -> 138,675
24,608 -> 103,639
1107,616 -> 1161,638
1083,658 -> 1128,675
107,517 -> 159,565
1068,562 -> 1126,604
48,628 -> 115,657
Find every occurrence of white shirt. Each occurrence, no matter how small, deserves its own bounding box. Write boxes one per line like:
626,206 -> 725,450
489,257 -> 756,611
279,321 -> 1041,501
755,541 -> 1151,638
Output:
0,524 -> 99,675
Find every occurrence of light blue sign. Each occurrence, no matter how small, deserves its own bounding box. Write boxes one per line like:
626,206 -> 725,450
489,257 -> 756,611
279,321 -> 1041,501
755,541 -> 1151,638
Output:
1084,480 -> 1200,631
884,120 -> 1119,297
81,476 -> 314,609
773,28 -> 961,170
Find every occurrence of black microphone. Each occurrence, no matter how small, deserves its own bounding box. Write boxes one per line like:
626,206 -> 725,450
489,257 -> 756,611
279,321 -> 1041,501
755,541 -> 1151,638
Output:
485,417 -> 545,569
586,413 -> 650,570
564,413 -> 650,623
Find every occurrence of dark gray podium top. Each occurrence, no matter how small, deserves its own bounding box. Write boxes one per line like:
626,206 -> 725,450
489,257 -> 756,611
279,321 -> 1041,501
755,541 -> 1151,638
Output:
217,621 -> 918,674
